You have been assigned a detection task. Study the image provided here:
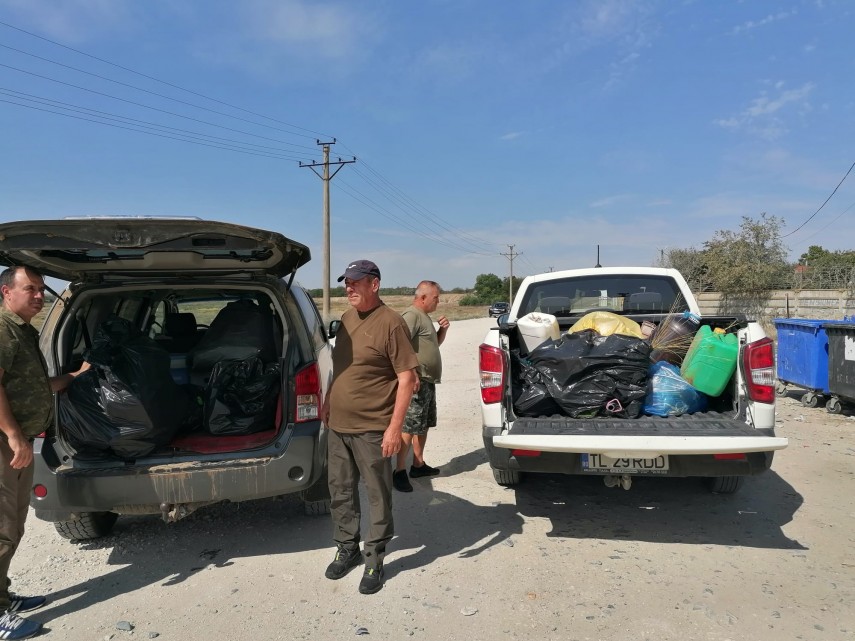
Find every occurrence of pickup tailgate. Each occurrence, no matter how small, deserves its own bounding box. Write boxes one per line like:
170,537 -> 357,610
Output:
493,414 -> 787,457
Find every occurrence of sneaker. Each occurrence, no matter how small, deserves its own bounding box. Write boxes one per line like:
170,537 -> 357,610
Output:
324,545 -> 362,580
392,469 -> 413,492
0,611 -> 42,640
7,595 -> 46,613
358,566 -> 384,595
409,463 -> 440,478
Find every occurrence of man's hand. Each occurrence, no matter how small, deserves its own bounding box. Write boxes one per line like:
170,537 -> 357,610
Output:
381,428 -> 403,458
8,433 -> 33,469
437,315 -> 450,331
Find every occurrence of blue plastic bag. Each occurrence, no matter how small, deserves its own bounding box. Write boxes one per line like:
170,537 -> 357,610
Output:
643,361 -> 707,417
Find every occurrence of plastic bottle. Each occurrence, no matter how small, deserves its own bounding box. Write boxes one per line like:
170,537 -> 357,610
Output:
650,311 -> 701,364
680,326 -> 739,396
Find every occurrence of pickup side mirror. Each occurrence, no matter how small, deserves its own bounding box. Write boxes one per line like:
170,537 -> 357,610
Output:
327,319 -> 341,340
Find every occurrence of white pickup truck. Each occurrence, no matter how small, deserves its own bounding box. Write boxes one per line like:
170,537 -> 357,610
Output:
479,266 -> 788,493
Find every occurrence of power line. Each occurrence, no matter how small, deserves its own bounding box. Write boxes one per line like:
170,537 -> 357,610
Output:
0,19 -> 330,140
0,87 -> 313,159
0,63 -> 324,157
781,160 -> 855,239
1,98 -> 306,161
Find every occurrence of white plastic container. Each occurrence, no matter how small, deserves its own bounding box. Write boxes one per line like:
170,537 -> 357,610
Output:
517,312 -> 560,353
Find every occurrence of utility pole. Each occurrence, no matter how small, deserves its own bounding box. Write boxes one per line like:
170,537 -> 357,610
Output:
300,139 -> 355,324
500,244 -> 522,303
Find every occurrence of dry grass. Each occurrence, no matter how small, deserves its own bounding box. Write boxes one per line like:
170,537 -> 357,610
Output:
321,293 -> 488,322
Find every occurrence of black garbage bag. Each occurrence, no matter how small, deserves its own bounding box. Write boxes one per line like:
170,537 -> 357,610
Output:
190,300 -> 277,386
204,357 -> 281,436
63,316 -> 196,458
58,370 -> 114,457
511,351 -> 561,416
517,330 -> 651,418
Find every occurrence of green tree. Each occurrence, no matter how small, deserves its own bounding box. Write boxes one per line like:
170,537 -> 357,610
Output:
460,273 -> 504,305
701,213 -> 790,294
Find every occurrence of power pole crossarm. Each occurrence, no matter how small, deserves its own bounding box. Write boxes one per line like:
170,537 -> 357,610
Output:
299,138 -> 356,325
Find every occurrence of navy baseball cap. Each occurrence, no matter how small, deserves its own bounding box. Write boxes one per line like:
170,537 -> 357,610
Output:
337,259 -> 381,282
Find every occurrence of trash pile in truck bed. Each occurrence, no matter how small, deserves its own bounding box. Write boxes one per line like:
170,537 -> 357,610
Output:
512,311 -> 739,419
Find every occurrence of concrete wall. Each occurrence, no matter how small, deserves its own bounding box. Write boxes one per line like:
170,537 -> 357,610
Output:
696,289 -> 855,336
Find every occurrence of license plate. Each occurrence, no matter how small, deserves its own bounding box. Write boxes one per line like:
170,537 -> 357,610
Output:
581,453 -> 669,474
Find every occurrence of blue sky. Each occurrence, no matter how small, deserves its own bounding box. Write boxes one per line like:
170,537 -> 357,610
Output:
1,0 -> 853,290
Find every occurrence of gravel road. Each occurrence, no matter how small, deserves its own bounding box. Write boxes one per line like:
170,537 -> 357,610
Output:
11,317 -> 855,641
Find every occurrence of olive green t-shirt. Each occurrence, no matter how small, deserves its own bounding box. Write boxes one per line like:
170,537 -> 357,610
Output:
401,305 -> 442,383
0,306 -> 54,438
328,304 -> 419,433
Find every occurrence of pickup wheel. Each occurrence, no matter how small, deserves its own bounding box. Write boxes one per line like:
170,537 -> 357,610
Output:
492,468 -> 521,487
54,511 -> 118,541
707,476 -> 744,494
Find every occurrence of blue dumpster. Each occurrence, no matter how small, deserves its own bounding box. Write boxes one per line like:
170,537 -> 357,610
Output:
773,318 -> 850,407
823,322 -> 855,415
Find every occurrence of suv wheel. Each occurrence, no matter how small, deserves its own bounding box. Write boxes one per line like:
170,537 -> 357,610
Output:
492,468 -> 521,487
300,468 -> 332,516
54,511 -> 118,541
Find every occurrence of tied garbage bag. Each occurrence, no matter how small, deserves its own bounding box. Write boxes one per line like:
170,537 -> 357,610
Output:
60,315 -> 197,459
516,330 -> 651,418
568,311 -> 645,339
511,352 -> 561,416
643,361 -> 708,417
204,357 -> 281,435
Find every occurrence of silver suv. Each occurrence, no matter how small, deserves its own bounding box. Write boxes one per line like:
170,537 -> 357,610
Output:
0,218 -> 332,540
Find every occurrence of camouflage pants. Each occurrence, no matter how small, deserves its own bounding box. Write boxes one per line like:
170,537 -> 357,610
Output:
403,381 -> 437,436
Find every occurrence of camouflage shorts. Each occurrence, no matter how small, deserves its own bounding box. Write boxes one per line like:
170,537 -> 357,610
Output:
403,381 -> 437,435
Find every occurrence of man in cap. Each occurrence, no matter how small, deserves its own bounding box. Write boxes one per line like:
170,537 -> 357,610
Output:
321,260 -> 418,595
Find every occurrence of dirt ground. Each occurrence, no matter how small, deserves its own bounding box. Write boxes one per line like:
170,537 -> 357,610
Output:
11,318 -> 855,641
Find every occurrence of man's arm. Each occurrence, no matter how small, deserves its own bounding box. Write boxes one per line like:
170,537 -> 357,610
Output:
0,369 -> 32,469
49,361 -> 91,393
381,368 -> 418,458
436,315 -> 450,346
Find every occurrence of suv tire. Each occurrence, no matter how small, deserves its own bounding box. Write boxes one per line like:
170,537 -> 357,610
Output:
54,511 -> 118,541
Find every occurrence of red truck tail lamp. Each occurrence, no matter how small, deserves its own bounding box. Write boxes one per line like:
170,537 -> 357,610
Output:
479,343 -> 505,404
295,363 -> 321,422
743,337 -> 775,404
32,484 -> 48,499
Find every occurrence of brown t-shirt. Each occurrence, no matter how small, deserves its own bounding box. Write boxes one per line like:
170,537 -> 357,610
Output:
328,303 -> 419,433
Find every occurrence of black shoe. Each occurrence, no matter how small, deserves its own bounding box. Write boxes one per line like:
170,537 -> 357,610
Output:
392,469 -> 413,492
409,463 -> 440,478
324,545 -> 362,580
358,566 -> 384,594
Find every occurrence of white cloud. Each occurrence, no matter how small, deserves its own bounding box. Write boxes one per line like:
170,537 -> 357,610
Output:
589,194 -> 634,208
500,131 -> 525,141
714,82 -> 815,140
0,0 -> 136,42
731,11 -> 795,35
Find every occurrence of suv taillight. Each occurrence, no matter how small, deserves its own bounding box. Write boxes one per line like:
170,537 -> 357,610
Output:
479,343 -> 505,404
743,337 -> 775,404
295,363 -> 321,422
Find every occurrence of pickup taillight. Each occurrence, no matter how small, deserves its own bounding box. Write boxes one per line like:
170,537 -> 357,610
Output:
479,343 -> 505,404
295,363 -> 321,422
742,337 -> 775,404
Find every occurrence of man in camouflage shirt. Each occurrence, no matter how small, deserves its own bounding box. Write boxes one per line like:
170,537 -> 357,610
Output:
0,266 -> 89,639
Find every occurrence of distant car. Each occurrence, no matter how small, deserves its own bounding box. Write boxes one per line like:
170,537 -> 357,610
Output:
488,301 -> 510,317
